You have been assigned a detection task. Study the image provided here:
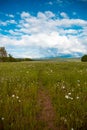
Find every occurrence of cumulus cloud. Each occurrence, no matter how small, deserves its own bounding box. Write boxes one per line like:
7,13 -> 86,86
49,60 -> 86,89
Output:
21,12 -> 30,18
6,14 -> 14,18
47,0 -> 68,6
0,19 -> 16,26
0,11 -> 87,58
47,0 -> 63,5
60,12 -> 69,19
0,20 -> 7,26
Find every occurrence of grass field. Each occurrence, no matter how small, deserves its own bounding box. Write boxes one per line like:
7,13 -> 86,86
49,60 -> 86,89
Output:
0,61 -> 87,130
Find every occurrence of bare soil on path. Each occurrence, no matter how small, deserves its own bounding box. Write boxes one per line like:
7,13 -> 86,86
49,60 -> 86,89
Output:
36,87 -> 58,130
36,70 -> 67,130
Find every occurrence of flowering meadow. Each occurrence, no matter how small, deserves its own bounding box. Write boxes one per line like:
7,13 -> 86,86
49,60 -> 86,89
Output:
0,61 -> 87,130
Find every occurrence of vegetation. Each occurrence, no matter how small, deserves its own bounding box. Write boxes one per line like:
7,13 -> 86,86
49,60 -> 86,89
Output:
0,47 -> 32,62
0,55 -> 32,62
0,61 -> 87,130
0,47 -> 7,58
81,55 -> 87,62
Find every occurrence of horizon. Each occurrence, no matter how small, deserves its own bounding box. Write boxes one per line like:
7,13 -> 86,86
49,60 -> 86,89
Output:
0,0 -> 87,58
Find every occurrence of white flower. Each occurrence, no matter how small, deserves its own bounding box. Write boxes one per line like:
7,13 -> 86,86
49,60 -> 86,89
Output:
61,117 -> 67,122
68,92 -> 71,95
76,96 -> 79,99
1,117 -> 4,120
77,83 -> 80,86
18,100 -> 21,102
65,95 -> 73,100
70,97 -> 73,100
62,86 -> 65,89
16,96 -> 19,99
77,80 -> 80,82
12,94 -> 15,98
71,128 -> 74,130
65,95 -> 69,99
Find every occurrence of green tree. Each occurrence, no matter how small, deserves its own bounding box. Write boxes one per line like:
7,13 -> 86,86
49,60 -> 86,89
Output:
81,55 -> 87,62
8,54 -> 17,62
0,47 -> 7,57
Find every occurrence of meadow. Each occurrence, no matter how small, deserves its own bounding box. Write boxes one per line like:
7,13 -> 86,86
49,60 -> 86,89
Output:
0,61 -> 87,130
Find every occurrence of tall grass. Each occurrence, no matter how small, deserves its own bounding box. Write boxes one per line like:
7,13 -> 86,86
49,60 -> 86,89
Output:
41,62 -> 87,129
0,62 -> 87,130
0,62 -> 39,130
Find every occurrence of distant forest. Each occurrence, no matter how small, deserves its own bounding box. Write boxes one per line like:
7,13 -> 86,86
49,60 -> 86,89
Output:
0,47 -> 32,62
0,47 -> 87,62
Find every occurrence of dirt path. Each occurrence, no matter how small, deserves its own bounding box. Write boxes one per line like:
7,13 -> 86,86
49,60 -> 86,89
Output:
36,87 -> 58,130
36,70 -> 67,130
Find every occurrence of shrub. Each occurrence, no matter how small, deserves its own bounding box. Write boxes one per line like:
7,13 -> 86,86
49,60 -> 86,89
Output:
81,55 -> 87,62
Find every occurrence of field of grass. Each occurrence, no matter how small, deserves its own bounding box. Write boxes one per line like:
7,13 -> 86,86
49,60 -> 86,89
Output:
0,61 -> 87,130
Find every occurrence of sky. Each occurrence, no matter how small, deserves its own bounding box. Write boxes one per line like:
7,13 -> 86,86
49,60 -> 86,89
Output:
0,0 -> 87,58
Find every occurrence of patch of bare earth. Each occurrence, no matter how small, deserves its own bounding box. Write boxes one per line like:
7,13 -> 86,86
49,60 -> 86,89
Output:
36,88 -> 58,130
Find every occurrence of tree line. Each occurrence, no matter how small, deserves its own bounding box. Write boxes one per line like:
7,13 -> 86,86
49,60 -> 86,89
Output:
0,47 -> 87,62
0,47 -> 32,62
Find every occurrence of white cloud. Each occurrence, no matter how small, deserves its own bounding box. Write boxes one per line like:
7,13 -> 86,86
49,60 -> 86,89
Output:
60,12 -> 69,19
0,20 -> 7,26
48,1 -> 53,5
6,14 -> 14,18
21,11 -> 30,18
0,19 -> 17,26
8,20 -> 17,24
0,11 -> 87,58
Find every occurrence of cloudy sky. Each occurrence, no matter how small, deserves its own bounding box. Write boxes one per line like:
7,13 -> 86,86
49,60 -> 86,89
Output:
0,0 -> 87,58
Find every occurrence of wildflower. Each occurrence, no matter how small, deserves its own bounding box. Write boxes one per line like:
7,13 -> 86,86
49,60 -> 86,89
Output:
76,96 -> 79,99
70,97 -> 73,100
68,92 -> 71,95
64,118 -> 67,122
18,100 -> 21,103
65,95 -> 69,99
62,86 -> 65,89
77,83 -> 80,86
16,96 -> 19,99
61,117 -> 67,123
65,95 -> 73,100
12,94 -> 15,98
77,80 -> 80,82
71,128 -> 74,130
1,117 -> 4,120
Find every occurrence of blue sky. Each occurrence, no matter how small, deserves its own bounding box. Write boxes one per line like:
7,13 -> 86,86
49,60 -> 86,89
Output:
0,0 -> 87,58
